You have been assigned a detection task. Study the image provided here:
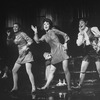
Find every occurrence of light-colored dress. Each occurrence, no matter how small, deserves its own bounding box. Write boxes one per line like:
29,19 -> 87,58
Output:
13,31 -> 33,64
42,28 -> 69,65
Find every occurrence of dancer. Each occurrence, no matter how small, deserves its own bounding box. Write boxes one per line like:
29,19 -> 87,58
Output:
7,23 -> 36,94
31,18 -> 71,91
75,19 -> 100,89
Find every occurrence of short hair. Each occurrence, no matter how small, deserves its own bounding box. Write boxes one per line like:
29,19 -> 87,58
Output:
79,18 -> 88,25
42,18 -> 53,29
13,23 -> 21,31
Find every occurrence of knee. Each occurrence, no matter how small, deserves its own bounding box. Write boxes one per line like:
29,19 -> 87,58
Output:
97,68 -> 100,73
51,65 -> 56,70
50,69 -> 55,74
63,68 -> 70,74
12,68 -> 17,74
80,71 -> 86,74
26,68 -> 32,75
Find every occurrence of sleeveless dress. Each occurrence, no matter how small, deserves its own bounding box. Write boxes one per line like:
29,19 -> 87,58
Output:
43,28 -> 69,65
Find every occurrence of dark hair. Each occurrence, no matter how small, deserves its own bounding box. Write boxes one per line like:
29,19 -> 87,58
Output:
79,18 -> 88,25
42,18 -> 53,29
13,23 -> 22,31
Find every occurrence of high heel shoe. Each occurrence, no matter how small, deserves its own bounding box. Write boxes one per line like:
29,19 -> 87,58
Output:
67,89 -> 72,94
2,73 -> 8,79
31,91 -> 36,94
10,89 -> 18,96
31,88 -> 37,94
40,87 -> 46,90
72,84 -> 82,91
40,86 -> 49,90
10,90 -> 19,98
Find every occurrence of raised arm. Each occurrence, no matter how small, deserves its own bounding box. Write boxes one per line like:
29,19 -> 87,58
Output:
31,25 -> 45,43
6,30 -> 14,45
76,32 -> 84,46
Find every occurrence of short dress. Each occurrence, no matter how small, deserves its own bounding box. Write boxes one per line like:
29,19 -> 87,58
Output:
13,32 -> 34,64
43,28 -> 69,65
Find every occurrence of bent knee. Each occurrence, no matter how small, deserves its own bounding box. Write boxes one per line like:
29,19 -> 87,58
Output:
50,65 -> 56,73
12,68 -> 17,74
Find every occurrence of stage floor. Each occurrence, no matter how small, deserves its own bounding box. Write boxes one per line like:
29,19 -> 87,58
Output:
0,79 -> 100,100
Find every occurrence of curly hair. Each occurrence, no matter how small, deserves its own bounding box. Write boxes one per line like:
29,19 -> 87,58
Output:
42,18 -> 53,29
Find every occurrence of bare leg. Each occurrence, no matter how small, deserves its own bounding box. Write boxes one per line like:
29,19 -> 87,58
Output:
41,65 -> 56,89
95,61 -> 100,78
78,60 -> 89,86
2,66 -> 9,78
62,60 -> 71,90
45,65 -> 51,80
11,63 -> 21,91
25,62 -> 36,92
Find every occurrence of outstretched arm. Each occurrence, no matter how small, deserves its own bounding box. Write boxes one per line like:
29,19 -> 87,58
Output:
31,25 -> 45,43
6,30 -> 14,45
31,25 -> 39,43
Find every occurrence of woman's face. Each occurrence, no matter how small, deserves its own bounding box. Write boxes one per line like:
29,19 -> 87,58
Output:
43,21 -> 50,31
79,20 -> 86,30
13,24 -> 19,33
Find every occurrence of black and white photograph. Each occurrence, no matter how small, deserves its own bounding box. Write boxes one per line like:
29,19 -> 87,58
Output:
0,0 -> 100,100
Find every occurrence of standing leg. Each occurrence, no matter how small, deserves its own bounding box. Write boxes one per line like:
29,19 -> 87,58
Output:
11,63 -> 21,91
41,65 -> 56,89
62,59 -> 71,90
45,65 -> 51,80
45,59 -> 51,80
78,60 -> 89,87
25,62 -> 36,93
95,61 -> 100,78
2,66 -> 9,78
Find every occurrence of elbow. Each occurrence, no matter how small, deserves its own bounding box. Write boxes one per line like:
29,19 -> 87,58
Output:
33,37 -> 39,43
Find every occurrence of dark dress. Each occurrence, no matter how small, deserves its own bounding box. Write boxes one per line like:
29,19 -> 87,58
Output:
43,28 -> 69,65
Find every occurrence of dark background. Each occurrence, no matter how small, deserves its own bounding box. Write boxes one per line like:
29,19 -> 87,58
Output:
0,0 -> 100,57
0,0 -> 100,88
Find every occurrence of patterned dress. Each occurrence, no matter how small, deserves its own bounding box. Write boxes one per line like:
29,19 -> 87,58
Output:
42,28 -> 69,65
8,31 -> 34,64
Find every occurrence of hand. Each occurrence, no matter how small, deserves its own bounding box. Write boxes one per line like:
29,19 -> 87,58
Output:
22,45 -> 29,51
79,26 -> 84,32
63,42 -> 67,50
79,27 -> 81,32
43,52 -> 51,60
31,25 -> 37,34
65,36 -> 70,43
7,31 -> 10,36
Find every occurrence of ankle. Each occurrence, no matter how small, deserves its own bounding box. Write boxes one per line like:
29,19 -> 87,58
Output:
11,88 -> 18,91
